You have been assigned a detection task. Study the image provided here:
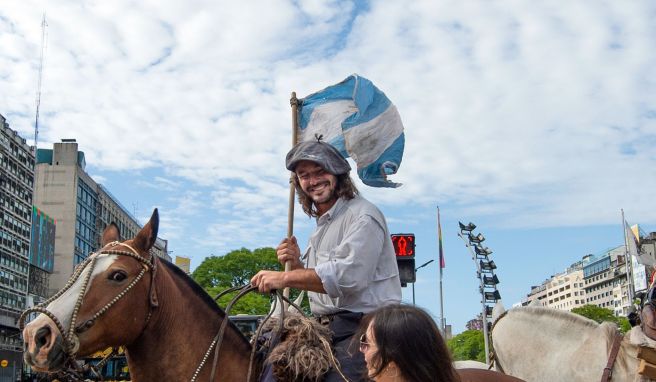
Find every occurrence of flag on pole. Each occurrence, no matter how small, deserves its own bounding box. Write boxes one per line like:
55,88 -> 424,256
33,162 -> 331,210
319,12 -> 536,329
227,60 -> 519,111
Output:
298,74 -> 405,187
438,207 -> 445,269
625,220 -> 654,267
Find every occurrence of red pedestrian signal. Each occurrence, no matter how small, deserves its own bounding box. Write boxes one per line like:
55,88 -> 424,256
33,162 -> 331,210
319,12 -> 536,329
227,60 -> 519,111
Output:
391,234 -> 415,258
391,234 -> 416,286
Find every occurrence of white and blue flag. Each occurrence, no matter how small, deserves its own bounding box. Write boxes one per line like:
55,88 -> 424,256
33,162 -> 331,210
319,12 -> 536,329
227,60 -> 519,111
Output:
299,74 -> 405,188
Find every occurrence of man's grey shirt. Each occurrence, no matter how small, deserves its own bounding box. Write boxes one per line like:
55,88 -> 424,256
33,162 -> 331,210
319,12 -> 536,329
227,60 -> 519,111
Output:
303,195 -> 402,316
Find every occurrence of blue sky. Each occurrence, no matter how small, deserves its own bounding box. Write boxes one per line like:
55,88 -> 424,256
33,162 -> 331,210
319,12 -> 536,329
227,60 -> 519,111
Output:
1,0 -> 655,333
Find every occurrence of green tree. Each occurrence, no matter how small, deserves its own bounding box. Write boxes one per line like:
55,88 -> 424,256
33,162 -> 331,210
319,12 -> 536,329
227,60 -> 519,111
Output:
571,304 -> 631,334
447,330 -> 485,362
192,247 -> 307,315
193,247 -> 281,289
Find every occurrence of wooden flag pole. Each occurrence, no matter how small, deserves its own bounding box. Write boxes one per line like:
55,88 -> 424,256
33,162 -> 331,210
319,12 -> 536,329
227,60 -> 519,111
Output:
284,92 -> 300,303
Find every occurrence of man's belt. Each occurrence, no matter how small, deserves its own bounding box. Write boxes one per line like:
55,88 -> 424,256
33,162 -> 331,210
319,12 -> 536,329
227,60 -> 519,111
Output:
314,310 -> 363,325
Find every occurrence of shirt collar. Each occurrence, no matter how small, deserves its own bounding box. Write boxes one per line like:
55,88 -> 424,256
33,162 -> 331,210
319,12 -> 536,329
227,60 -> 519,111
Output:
317,197 -> 346,225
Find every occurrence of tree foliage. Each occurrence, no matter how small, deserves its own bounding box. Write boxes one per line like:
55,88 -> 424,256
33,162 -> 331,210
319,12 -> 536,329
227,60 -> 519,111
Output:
192,247 -> 307,315
447,330 -> 485,362
571,304 -> 631,333
193,247 -> 281,289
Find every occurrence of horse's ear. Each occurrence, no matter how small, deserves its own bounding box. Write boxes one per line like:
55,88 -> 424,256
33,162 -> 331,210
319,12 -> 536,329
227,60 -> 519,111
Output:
102,223 -> 121,246
132,209 -> 159,253
492,301 -> 506,324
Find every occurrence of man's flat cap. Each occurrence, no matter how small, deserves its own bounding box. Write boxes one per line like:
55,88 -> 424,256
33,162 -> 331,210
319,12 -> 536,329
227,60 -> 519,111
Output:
286,140 -> 351,175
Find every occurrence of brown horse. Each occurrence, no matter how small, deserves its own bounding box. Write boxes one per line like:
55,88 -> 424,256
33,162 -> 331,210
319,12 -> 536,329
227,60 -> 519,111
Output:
22,209 -> 258,381
22,209 -> 522,382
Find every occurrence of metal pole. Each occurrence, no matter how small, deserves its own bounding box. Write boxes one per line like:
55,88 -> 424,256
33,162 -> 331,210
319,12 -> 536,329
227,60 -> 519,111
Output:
458,233 -> 490,364
437,206 -> 445,333
413,260 -> 434,307
412,282 -> 415,305
284,93 -> 300,306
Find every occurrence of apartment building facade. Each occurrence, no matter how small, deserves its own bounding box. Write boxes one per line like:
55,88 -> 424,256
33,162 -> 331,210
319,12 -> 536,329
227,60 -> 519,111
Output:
523,261 -> 587,311
0,114 -> 34,376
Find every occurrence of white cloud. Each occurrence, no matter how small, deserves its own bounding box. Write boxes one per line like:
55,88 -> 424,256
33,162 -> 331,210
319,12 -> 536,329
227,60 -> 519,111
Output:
2,0 -> 655,237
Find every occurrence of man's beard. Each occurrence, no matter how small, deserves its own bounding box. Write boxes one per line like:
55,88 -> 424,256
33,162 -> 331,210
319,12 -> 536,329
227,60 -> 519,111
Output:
308,181 -> 336,204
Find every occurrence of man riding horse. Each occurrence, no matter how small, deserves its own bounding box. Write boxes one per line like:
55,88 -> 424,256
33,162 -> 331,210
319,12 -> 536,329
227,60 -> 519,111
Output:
251,138 -> 402,381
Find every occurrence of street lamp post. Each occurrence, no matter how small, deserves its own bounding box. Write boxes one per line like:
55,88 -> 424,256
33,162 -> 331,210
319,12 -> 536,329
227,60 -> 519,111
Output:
412,259 -> 435,305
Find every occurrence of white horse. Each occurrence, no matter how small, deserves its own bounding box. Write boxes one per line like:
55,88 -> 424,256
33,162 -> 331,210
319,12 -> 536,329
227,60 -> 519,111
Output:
491,303 -> 656,382
454,360 -> 491,370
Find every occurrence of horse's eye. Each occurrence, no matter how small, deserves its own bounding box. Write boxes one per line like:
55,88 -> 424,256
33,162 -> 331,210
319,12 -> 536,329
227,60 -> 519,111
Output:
108,270 -> 127,282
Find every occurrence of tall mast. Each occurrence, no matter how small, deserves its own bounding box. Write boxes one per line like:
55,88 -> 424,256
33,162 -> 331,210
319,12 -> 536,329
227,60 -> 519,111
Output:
34,14 -> 48,151
27,14 -> 48,310
438,205 -> 445,333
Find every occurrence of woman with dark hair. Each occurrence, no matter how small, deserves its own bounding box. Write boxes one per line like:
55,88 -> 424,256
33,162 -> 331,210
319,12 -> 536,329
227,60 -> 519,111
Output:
359,304 -> 459,381
359,304 -> 526,382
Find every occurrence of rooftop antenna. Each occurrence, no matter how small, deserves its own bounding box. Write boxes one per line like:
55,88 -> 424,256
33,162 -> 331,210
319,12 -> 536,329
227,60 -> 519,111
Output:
34,13 -> 48,151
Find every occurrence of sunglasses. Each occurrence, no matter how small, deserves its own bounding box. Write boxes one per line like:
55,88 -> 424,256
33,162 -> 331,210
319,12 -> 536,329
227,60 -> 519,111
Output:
359,333 -> 371,352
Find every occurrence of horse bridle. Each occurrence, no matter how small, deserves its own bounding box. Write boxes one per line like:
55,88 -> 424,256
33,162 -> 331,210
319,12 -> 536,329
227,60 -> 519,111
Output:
19,241 -> 159,378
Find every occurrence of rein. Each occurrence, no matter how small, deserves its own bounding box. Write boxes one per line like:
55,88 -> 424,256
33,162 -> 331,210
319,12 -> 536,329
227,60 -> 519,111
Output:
600,331 -> 623,382
200,285 -> 350,382
488,309 -> 508,373
19,241 -> 158,380
193,285 -> 306,382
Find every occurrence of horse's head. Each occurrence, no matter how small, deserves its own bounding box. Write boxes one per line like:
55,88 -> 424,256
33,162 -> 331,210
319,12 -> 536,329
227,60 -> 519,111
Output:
22,209 -> 160,372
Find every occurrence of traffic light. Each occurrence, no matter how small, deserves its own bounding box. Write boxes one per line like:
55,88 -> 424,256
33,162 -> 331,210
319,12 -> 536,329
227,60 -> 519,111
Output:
391,234 -> 415,285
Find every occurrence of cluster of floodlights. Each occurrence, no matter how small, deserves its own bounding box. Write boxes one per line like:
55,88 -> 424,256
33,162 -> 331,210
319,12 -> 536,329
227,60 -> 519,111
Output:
458,221 -> 501,364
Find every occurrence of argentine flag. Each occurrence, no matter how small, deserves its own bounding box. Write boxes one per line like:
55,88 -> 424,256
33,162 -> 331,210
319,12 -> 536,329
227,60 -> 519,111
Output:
299,74 -> 405,188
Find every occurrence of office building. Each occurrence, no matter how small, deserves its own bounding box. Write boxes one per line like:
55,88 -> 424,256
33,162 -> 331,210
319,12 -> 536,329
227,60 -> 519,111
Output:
34,139 -> 168,295
583,246 -> 631,316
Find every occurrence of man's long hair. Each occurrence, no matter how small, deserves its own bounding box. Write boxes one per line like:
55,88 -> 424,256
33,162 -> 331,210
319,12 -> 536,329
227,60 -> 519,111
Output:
293,173 -> 359,217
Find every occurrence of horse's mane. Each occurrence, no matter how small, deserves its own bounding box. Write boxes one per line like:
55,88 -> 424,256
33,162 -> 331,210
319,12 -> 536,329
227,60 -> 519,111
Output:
507,306 -> 624,347
508,306 -> 600,329
159,258 -> 251,346
160,258 -> 225,317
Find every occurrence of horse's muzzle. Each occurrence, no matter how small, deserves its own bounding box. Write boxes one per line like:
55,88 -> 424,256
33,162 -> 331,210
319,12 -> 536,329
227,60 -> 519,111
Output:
23,315 -> 67,372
